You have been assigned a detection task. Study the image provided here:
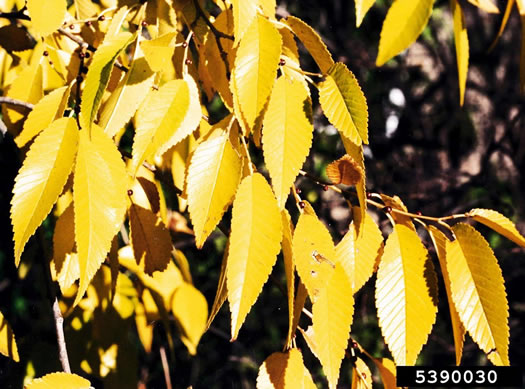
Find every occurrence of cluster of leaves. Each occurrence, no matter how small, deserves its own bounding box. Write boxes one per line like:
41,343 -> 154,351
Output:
1,0 -> 524,387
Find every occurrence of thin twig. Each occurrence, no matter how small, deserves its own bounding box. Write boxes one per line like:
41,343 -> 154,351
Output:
159,346 -> 173,389
0,97 -> 34,110
0,8 -> 30,21
52,298 -> 71,373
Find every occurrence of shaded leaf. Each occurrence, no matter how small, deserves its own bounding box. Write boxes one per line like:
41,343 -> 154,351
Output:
335,213 -> 383,293
446,223 -> 509,365
380,194 -> 415,230
289,281 -> 308,348
468,208 -> 525,247
129,204 -> 172,275
11,118 -> 79,266
256,348 -> 316,389
172,282 -> 208,355
313,264 -> 354,389
232,14 -> 282,131
188,125 -> 242,247
326,154 -> 364,186
292,212 -> 336,302
227,173 -> 282,340
428,226 -> 465,365
132,75 -> 201,172
375,225 -> 437,365
74,125 -> 128,305
341,137 -> 367,228
206,241 -> 229,330
319,62 -> 368,145
0,25 -> 34,52
16,86 -> 69,148
451,0 -> 469,106
489,0 -> 515,52
352,357 -> 372,389
376,0 -> 434,66
80,32 -> 134,132
52,204 -> 80,292
284,16 -> 335,74
281,210 -> 296,347
25,372 -> 91,389
27,0 -> 66,37
372,358 -> 397,389
262,76 -> 313,208
0,311 -> 19,362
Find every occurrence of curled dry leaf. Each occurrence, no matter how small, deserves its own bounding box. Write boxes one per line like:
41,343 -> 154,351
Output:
326,154 -> 364,186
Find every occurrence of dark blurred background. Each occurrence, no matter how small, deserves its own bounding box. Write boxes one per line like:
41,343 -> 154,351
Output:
1,0 -> 524,388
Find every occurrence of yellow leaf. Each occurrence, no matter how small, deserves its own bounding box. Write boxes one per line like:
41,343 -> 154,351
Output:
467,0 -> 500,13
227,173 -> 282,340
262,76 -> 313,208
488,0 -> 515,52
206,241 -> 229,330
188,125 -> 242,248
292,212 -> 336,302
172,282 -> 208,355
52,204 -> 81,292
351,357 -> 372,389
355,0 -> 376,27
79,32 -> 134,132
15,86 -> 69,147
256,348 -> 316,389
335,213 -> 383,293
113,272 -> 138,319
0,311 -> 19,362
119,246 -> 183,310
468,208 -> 525,247
341,137 -> 367,228
132,75 -> 201,172
281,210 -> 296,347
446,223 -> 509,365
74,0 -> 99,19
73,125 -> 128,305
104,6 -> 132,41
284,16 -> 335,74
312,264 -> 354,389
141,32 -> 178,72
233,14 -> 282,131
203,8 -> 235,108
376,0 -> 434,66
375,224 -> 437,365
370,357 -> 397,389
319,62 -> 368,145
428,226 -> 465,365
380,194 -> 415,230
135,301 -> 154,353
289,281 -> 308,347
11,118 -> 79,266
326,154 -> 364,186
521,14 -> 525,93
27,0 -> 66,37
99,43 -> 155,138
232,0 -> 258,45
259,0 -> 276,18
25,372 -> 91,389
129,204 -> 172,275
451,0 -> 469,106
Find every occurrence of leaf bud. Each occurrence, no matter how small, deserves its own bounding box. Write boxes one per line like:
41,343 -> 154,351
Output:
127,189 -> 133,196
279,58 -> 286,66
98,15 -> 105,21
384,206 -> 392,213
299,201 -> 306,209
185,58 -> 192,65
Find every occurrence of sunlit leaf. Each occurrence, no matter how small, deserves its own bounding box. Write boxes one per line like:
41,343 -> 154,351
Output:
284,16 -> 335,74
355,0 -> 376,27
141,32 -> 178,72
227,173 -> 282,340
231,0 -> 258,45
292,212 -> 336,302
80,32 -> 134,132
132,75 -> 201,172
428,226 -> 465,365
0,311 -> 19,362
335,213 -> 383,293
375,224 -> 438,366
206,241 -> 229,330
27,0 -> 66,37
281,210 -> 296,347
16,86 -> 69,147
446,223 -> 509,365
380,194 -> 415,230
351,357 -> 372,389
188,123 -> 242,247
74,125 -> 128,305
376,0 -> 434,66
262,76 -> 313,208
371,357 -> 397,389
99,43 -> 155,138
11,118 -> 79,267
232,14 -> 282,131
129,204 -> 172,275
53,204 -> 80,292
25,372 -> 90,389
256,348 -> 316,389
467,0 -> 500,13
172,282 -> 208,355
451,0 -> 469,106
319,62 -> 368,145
341,137 -> 367,228
313,264 -> 354,389
468,208 -> 525,247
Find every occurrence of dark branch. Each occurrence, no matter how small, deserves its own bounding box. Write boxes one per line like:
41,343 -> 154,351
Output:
52,298 -> 71,373
0,97 -> 34,110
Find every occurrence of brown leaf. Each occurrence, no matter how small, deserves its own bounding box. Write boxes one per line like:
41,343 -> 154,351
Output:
326,154 -> 363,186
